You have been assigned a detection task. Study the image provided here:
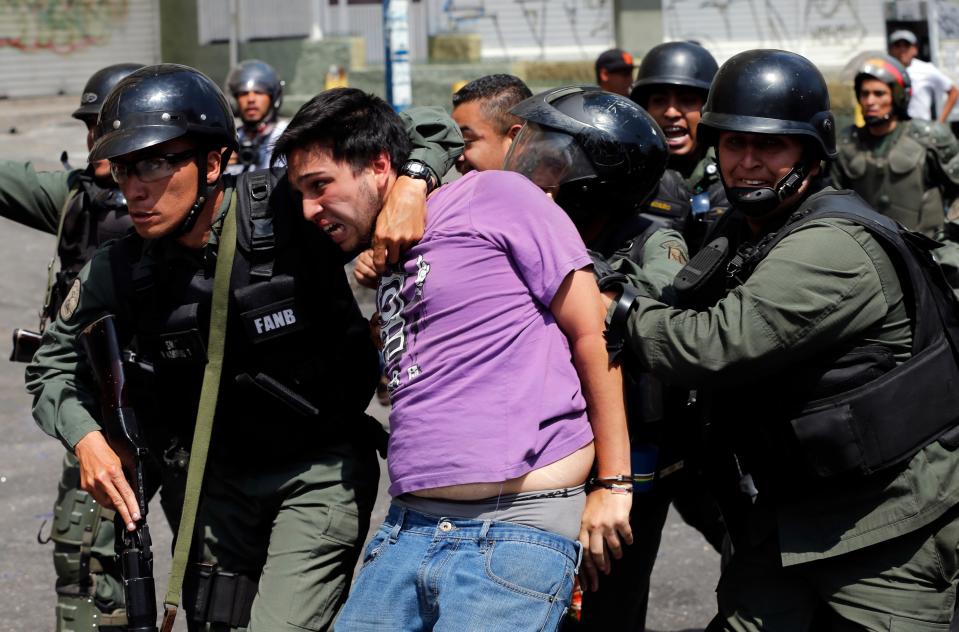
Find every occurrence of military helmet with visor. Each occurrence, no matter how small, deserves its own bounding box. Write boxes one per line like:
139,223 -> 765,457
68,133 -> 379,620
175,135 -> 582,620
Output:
506,85 -> 667,221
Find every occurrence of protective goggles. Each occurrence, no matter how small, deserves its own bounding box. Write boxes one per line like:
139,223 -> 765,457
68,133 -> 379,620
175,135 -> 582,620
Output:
109,148 -> 196,184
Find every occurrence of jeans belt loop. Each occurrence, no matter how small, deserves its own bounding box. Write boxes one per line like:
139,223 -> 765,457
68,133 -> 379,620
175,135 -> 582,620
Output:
478,520 -> 492,542
389,507 -> 405,543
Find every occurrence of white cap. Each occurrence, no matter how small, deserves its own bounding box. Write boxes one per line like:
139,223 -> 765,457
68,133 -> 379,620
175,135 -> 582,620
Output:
889,30 -> 918,46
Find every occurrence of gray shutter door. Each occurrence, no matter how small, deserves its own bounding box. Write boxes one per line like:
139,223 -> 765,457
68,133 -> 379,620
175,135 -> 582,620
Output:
0,0 -> 161,99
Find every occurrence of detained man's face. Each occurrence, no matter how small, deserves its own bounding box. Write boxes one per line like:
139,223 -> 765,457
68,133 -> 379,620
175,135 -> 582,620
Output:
288,143 -> 387,254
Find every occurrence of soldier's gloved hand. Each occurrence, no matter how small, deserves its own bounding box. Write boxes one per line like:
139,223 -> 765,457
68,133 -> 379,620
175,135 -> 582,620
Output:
74,430 -> 140,532
361,414 -> 390,459
372,175 -> 428,273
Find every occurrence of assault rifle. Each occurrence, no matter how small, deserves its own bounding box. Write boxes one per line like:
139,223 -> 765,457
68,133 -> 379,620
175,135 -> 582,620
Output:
79,314 -> 158,632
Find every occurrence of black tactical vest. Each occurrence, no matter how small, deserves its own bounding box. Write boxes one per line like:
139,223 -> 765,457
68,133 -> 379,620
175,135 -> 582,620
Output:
48,170 -> 131,318
638,165 -> 731,256
591,208 -> 681,449
638,168 -> 692,235
701,190 -> 959,491
108,170 -> 379,461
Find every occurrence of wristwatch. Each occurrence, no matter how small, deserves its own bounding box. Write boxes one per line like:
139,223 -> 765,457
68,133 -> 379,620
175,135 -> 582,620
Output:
400,159 -> 439,195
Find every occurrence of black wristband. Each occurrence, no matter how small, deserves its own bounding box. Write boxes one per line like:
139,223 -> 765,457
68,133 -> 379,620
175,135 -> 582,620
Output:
604,283 -> 640,361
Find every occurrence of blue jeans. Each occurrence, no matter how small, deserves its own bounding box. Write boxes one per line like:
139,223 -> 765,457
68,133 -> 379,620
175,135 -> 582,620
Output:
334,503 -> 581,631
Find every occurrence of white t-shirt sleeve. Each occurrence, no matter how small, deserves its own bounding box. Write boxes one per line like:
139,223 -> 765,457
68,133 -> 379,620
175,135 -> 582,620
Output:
928,63 -> 955,92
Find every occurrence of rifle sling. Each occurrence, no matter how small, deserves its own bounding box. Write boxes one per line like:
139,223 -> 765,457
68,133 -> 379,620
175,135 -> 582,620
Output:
162,193 -> 238,630
40,187 -> 82,331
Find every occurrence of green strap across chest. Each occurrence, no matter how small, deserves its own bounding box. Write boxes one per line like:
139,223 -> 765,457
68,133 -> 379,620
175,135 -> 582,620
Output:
162,192 -> 238,629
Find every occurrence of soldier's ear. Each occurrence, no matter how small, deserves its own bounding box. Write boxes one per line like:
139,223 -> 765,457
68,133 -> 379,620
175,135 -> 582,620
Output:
206,148 -> 224,184
506,124 -> 523,141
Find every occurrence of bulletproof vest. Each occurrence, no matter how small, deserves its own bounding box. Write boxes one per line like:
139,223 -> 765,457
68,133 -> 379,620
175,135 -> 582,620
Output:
836,122 -> 946,238
591,208 -> 667,263
109,170 -> 379,460
637,168 -> 691,234
708,189 -> 959,492
47,170 -> 131,318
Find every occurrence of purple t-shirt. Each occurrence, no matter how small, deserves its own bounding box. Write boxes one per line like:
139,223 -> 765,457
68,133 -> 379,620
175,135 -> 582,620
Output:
377,170 -> 594,497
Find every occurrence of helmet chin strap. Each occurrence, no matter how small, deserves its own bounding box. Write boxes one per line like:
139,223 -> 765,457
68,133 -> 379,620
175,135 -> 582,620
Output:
173,148 -> 231,237
864,113 -> 893,127
726,162 -> 809,218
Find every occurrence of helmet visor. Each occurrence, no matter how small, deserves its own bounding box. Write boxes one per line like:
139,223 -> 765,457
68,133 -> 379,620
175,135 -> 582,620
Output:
503,122 -> 596,196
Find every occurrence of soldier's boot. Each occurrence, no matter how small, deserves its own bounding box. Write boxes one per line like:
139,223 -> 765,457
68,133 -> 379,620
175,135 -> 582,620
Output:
49,453 -> 127,631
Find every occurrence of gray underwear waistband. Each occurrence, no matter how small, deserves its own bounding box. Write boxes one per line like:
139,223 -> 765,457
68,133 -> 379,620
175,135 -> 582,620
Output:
395,485 -> 586,541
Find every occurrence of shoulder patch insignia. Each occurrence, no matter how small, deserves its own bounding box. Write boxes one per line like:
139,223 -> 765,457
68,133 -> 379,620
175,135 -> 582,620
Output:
649,200 -> 672,212
59,279 -> 81,322
661,240 -> 688,265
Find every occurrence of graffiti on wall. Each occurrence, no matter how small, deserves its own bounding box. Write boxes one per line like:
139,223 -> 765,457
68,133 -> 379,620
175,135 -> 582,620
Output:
937,0 -> 959,40
664,0 -> 869,56
441,0 -> 612,59
0,0 -> 130,54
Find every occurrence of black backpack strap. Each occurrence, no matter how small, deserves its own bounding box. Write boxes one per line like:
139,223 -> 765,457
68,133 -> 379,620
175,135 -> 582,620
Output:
756,191 -> 959,356
235,170 -> 280,282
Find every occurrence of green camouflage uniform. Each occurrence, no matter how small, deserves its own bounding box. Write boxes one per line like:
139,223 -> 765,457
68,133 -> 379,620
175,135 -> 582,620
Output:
615,186 -> 959,631
832,119 -> 959,284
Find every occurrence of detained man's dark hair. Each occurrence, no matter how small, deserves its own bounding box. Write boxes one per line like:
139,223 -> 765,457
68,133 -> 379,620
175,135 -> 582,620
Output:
271,87 -> 412,171
452,74 -> 533,135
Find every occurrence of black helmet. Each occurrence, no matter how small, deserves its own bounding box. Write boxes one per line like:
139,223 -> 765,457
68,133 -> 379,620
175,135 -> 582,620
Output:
698,50 -> 836,217
72,63 -> 145,122
90,64 -> 238,236
90,64 -> 238,161
629,41 -> 718,107
854,54 -> 911,122
698,49 -> 836,159
506,85 -> 667,222
226,59 -> 284,122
